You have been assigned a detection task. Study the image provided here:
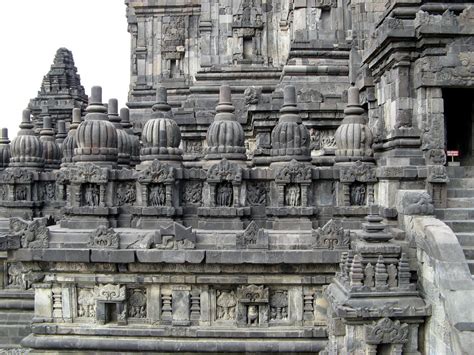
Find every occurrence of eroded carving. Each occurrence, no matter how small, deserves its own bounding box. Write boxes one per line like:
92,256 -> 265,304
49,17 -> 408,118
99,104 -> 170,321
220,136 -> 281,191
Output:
365,318 -> 409,345
10,217 -> 49,249
312,219 -> 350,250
88,226 -> 120,249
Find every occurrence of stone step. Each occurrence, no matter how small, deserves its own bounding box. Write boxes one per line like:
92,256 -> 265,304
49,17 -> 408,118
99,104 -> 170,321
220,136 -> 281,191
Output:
0,290 -> 34,300
0,324 -> 31,345
0,298 -> 34,311
447,166 -> 474,178
456,233 -> 474,246
435,208 -> 474,220
0,311 -> 33,325
448,189 -> 474,198
444,220 -> 474,233
447,198 -> 474,208
447,178 -> 474,189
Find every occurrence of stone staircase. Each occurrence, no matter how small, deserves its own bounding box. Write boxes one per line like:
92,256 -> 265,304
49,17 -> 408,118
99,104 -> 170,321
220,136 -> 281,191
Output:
0,289 -> 34,349
435,166 -> 474,276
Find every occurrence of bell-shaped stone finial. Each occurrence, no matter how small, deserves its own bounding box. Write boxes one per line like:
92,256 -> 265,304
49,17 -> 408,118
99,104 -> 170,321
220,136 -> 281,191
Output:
120,107 -> 140,167
56,120 -> 67,146
0,128 -> 11,169
270,85 -> 310,162
108,98 -> 131,167
204,85 -> 246,161
74,86 -> 118,167
334,84 -> 373,161
40,116 -> 62,170
61,108 -> 82,166
140,86 -> 182,165
9,109 -> 44,169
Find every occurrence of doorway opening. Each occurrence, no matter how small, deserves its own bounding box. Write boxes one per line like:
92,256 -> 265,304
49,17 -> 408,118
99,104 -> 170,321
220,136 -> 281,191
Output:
105,303 -> 118,324
444,88 -> 474,165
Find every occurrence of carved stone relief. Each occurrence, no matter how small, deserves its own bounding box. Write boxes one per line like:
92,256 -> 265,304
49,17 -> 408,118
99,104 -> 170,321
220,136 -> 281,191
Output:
350,182 -> 367,206
216,182 -> 233,207
77,288 -> 95,318
148,184 -> 166,206
216,290 -> 237,321
246,182 -> 267,206
312,219 -> 350,250
88,226 -> 120,249
81,183 -> 100,207
182,181 -> 202,206
365,318 -> 409,345
128,289 -> 147,319
285,183 -> 301,207
117,182 -> 136,206
10,217 -> 49,249
270,290 -> 288,321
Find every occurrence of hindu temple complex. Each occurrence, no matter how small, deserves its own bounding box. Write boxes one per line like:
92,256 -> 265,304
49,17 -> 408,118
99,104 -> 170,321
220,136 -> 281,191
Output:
0,0 -> 474,353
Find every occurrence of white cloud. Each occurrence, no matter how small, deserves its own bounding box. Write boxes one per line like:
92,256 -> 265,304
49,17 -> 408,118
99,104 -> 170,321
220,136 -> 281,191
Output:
0,0 -> 130,139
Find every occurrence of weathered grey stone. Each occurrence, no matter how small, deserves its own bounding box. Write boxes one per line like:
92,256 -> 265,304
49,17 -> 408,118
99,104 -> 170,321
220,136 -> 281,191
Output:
1,1 -> 473,353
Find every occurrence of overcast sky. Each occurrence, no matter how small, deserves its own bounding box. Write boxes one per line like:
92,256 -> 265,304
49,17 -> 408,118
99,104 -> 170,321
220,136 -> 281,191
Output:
0,0 -> 129,139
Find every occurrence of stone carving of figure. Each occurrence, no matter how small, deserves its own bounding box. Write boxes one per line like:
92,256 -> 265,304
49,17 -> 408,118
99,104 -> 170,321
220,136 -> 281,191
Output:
216,182 -> 233,207
15,186 -> 27,201
350,183 -> 366,206
247,305 -> 259,326
285,184 -> 300,207
149,184 -> 166,206
84,184 -> 100,206
45,183 -> 55,200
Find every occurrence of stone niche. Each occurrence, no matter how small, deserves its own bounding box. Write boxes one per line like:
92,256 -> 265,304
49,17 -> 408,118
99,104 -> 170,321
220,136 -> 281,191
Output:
266,159 -> 318,230
198,159 -> 250,229
0,168 -> 37,219
94,284 -> 127,326
236,285 -> 269,327
134,160 -> 182,228
60,163 -> 118,228
232,0 -> 265,65
213,284 -> 300,328
161,16 -> 186,79
337,161 -> 377,208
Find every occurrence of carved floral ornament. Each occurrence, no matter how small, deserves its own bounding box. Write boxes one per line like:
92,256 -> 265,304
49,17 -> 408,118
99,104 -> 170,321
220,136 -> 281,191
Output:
136,160 -> 174,184
365,318 -> 409,345
236,285 -> 269,303
71,164 -> 108,184
339,161 -> 376,183
87,226 -> 120,249
94,284 -> 126,302
207,159 -> 242,183
275,159 -> 312,183
312,219 -> 350,250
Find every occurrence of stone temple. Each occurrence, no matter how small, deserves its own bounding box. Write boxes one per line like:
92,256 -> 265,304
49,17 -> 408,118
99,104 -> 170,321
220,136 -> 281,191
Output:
0,1 -> 474,353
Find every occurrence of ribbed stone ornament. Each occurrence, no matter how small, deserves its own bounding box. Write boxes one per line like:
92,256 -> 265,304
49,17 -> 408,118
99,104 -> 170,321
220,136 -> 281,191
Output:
62,108 -> 81,166
204,85 -> 246,161
121,107 -> 140,167
108,98 -> 131,167
74,86 -> 118,166
0,128 -> 11,169
40,116 -> 62,170
9,109 -> 44,168
271,85 -> 310,162
335,85 -> 373,161
140,87 -> 182,163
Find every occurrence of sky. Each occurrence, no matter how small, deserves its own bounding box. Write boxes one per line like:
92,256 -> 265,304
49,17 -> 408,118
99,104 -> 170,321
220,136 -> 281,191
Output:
0,0 -> 130,139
